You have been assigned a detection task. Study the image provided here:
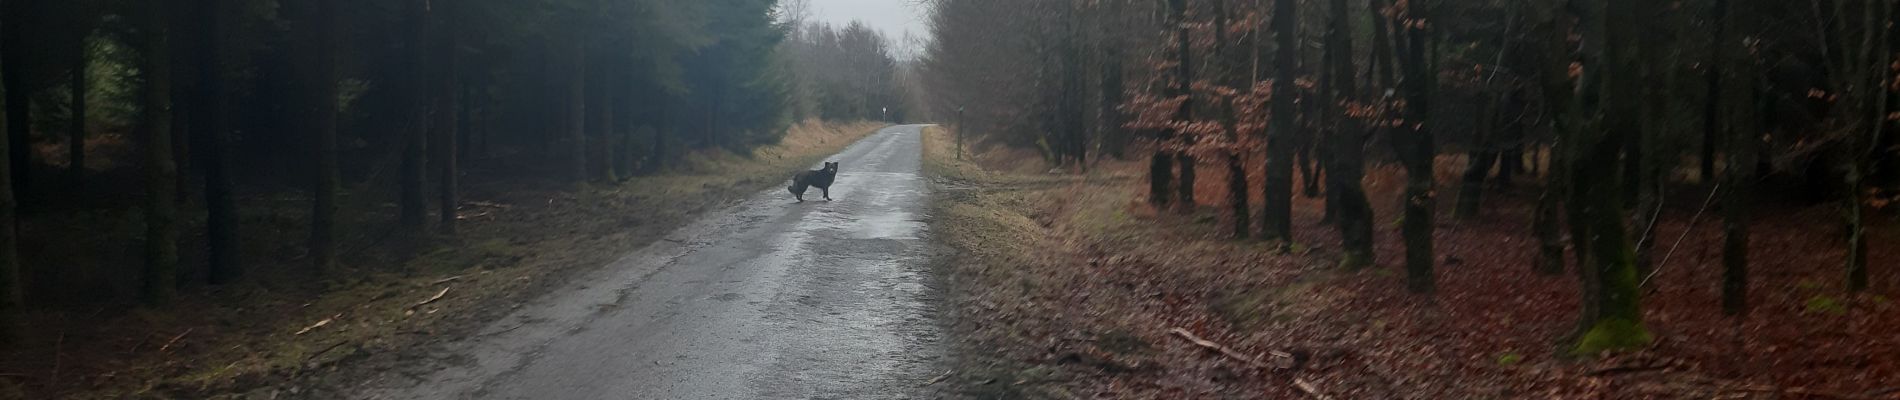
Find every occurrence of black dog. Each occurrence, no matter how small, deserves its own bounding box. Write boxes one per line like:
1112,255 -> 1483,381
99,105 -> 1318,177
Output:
788,162 -> 839,202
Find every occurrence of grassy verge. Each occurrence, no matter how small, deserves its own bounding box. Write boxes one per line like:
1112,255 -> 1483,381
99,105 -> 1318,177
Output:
2,121 -> 883,400
921,126 -> 1122,398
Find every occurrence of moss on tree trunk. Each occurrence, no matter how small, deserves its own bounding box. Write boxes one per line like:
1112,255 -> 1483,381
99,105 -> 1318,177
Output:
1566,0 -> 1651,355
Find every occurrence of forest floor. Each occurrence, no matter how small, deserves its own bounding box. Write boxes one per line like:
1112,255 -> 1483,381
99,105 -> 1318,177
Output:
0,121 -> 884,400
923,129 -> 1900,399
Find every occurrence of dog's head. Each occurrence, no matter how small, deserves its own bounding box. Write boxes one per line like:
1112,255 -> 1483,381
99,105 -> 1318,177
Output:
824,162 -> 840,172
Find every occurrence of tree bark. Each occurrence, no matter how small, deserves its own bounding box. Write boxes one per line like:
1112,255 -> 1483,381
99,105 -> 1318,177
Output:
168,2 -> 194,202
296,0 -> 341,274
1456,97 -> 1501,219
1568,0 -> 1651,354
201,0 -> 241,284
1531,0 -> 1572,276
1846,0 -> 1893,292
1214,0 -> 1249,239
398,0 -> 429,232
1326,0 -> 1373,269
1700,0 -> 1724,185
0,12 -> 24,343
1151,152 -> 1174,206
1,0 -> 29,199
140,0 -> 179,305
1707,0 -> 1750,315
1262,0 -> 1299,241
1154,0 -> 1190,209
69,40 -> 88,187
1719,86 -> 1753,316
432,5 -> 459,234
1393,0 -> 1436,294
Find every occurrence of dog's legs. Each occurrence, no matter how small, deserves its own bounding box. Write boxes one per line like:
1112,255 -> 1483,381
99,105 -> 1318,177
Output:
823,187 -> 831,201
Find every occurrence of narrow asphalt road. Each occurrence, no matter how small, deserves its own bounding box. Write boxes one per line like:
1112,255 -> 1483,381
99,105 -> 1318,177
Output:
352,125 -> 949,399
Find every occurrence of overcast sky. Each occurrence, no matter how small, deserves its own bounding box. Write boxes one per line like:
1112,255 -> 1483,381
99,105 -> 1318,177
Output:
805,0 -> 931,57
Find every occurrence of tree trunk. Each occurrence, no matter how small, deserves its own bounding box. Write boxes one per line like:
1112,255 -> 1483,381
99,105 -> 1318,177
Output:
1700,0 -> 1723,185
433,6 -> 459,235
1533,174 -> 1566,275
1498,135 -> 1521,189
0,8 -> 27,201
1568,0 -> 1651,355
567,40 -> 588,184
1456,97 -> 1501,219
1326,0 -> 1373,269
169,4 -> 195,202
1300,147 -> 1323,199
1531,0 -> 1573,276
1709,0 -> 1748,315
398,0 -> 429,232
0,22 -> 23,344
69,41 -> 88,187
1176,152 -> 1196,207
1150,152 -> 1174,206
1261,0 -> 1299,241
202,0 -> 241,284
0,0 -> 29,199
457,81 -> 472,164
1208,0 -> 1248,238
1393,1 -> 1436,294
1849,0 -> 1893,292
1630,26 -> 1671,274
297,0 -> 341,274
1159,0 -> 1191,209
138,2 -> 179,304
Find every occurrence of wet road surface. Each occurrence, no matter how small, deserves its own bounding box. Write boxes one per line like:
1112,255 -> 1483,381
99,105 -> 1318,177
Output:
353,125 -> 946,399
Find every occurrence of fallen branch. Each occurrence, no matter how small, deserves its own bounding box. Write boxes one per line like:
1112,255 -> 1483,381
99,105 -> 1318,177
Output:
295,314 -> 342,336
410,287 -> 450,310
465,201 -> 511,209
1294,378 -> 1335,400
430,275 -> 463,285
159,328 -> 194,353
1169,328 -> 1266,369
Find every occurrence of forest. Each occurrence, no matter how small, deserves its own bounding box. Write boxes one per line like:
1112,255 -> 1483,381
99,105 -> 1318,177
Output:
920,0 -> 1899,384
0,0 -> 922,396
1,0 -> 1897,396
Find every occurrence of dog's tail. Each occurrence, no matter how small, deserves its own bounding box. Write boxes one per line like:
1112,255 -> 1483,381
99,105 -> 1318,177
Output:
788,174 -> 808,194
